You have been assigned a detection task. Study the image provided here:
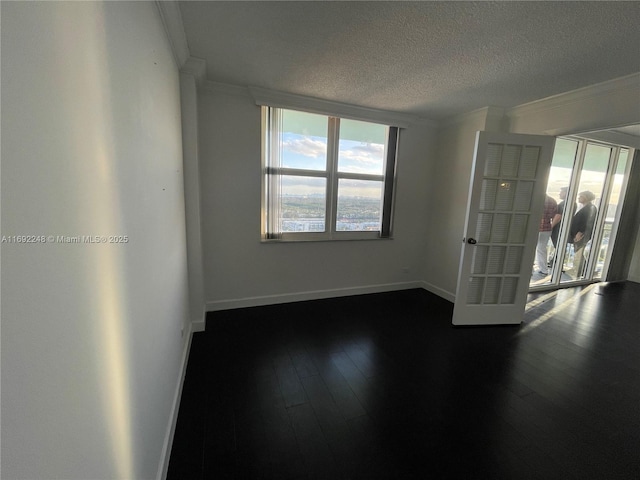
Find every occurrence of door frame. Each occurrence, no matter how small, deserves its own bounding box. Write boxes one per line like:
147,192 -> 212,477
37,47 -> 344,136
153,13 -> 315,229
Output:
529,136 -> 636,292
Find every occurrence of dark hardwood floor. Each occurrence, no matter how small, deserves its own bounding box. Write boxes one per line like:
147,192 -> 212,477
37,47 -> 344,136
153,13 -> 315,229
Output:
168,282 -> 640,479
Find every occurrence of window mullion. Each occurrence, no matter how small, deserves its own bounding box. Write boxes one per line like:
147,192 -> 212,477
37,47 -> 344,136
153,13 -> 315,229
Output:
267,167 -> 328,178
381,127 -> 399,238
337,172 -> 385,182
586,145 -> 618,279
326,117 -> 340,236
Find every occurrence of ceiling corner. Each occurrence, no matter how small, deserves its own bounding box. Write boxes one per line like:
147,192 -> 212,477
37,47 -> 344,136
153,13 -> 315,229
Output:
155,0 -> 190,68
181,57 -> 207,87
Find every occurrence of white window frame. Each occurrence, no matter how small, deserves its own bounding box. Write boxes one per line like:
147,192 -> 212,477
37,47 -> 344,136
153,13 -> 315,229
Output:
261,106 -> 399,242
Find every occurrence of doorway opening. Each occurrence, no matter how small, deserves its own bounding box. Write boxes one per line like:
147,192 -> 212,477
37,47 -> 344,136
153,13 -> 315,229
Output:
530,136 -> 635,291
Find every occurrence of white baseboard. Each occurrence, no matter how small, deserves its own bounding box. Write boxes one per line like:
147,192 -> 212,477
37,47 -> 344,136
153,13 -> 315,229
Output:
157,323 -> 194,480
192,320 -> 206,332
205,281 -> 426,312
421,281 -> 456,303
192,305 -> 206,332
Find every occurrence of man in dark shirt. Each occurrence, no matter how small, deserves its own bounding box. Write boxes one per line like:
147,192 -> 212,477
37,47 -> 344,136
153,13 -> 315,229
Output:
569,190 -> 597,278
550,187 -> 568,247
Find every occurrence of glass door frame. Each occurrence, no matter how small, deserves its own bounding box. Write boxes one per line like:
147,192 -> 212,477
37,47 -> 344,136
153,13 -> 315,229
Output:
588,144 -> 631,281
529,136 -> 635,292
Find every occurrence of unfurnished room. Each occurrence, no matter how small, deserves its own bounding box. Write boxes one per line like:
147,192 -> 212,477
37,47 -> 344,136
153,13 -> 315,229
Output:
2,2 -> 640,479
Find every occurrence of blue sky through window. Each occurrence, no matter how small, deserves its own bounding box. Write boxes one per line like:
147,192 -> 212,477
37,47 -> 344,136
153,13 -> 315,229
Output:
281,132 -> 327,170
282,133 -> 385,175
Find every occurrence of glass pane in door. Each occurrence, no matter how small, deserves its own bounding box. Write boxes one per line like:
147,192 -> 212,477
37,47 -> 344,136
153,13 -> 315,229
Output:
530,136 -> 635,292
468,139 -> 547,306
593,148 -> 629,279
561,144 -> 612,282
530,138 -> 578,287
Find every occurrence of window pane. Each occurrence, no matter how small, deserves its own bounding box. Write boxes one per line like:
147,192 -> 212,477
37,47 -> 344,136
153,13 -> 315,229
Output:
281,110 -> 328,171
500,145 -> 521,177
336,179 -> 382,231
593,148 -> 629,279
280,176 -> 326,232
337,119 -> 386,175
563,143 -> 611,280
467,277 -> 484,304
530,138 -> 578,287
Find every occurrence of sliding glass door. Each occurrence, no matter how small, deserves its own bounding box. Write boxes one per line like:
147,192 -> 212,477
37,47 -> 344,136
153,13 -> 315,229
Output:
530,137 -> 633,290
592,150 -> 630,281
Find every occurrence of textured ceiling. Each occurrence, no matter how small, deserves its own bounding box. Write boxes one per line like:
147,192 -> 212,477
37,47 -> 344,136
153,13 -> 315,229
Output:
179,1 -> 640,120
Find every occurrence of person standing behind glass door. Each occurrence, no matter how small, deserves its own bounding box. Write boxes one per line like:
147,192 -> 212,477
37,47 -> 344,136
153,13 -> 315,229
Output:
535,194 -> 557,275
569,191 -> 597,278
550,186 -> 568,248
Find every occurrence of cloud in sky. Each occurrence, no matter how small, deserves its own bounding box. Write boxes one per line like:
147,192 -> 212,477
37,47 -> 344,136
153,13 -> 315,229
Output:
338,142 -> 385,174
283,136 -> 327,159
280,133 -> 385,175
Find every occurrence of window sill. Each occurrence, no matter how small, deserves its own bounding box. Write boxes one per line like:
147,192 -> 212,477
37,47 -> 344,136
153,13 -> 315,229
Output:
261,232 -> 393,243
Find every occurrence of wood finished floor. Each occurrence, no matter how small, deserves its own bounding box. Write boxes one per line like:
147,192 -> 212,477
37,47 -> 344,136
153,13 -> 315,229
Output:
168,282 -> 640,479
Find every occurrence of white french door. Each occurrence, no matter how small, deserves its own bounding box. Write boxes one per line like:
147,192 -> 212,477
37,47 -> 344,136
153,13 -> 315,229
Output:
453,132 -> 555,325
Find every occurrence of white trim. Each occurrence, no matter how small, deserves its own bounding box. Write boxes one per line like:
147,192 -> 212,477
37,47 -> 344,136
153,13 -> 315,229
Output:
157,323 -> 194,480
204,81 -> 252,99
484,106 -> 508,132
192,316 -> 206,333
181,57 -> 207,88
190,305 -> 206,334
507,73 -> 640,120
264,232 -> 386,243
421,281 -> 456,303
249,86 -> 420,128
155,0 -> 190,69
575,130 -> 640,150
411,117 -> 439,128
205,281 -> 425,312
440,106 -> 504,129
179,73 -> 207,336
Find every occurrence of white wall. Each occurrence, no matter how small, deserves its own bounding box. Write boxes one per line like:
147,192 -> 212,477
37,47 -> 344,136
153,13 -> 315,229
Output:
507,74 -> 640,137
199,85 -> 436,309
628,211 -> 640,283
507,74 -> 640,285
422,108 -> 505,300
199,76 -> 640,310
1,2 -> 189,479
423,77 -> 640,300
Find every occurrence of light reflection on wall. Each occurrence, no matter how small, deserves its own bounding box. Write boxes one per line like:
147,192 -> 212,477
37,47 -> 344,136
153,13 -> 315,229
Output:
53,4 -> 134,477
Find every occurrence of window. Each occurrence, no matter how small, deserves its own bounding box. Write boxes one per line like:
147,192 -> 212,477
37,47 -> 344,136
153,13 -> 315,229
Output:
261,107 -> 399,241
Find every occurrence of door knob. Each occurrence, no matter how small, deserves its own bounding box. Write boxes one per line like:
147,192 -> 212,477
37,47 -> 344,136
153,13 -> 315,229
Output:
467,238 -> 477,244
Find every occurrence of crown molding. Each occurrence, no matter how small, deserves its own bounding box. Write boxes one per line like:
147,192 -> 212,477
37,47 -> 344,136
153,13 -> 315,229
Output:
248,86 -> 421,128
507,73 -> 640,120
575,129 -> 640,149
181,57 -> 207,88
155,0 -> 190,69
411,117 -> 439,128
203,83 -> 437,127
440,106 -> 506,130
204,81 -> 252,99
